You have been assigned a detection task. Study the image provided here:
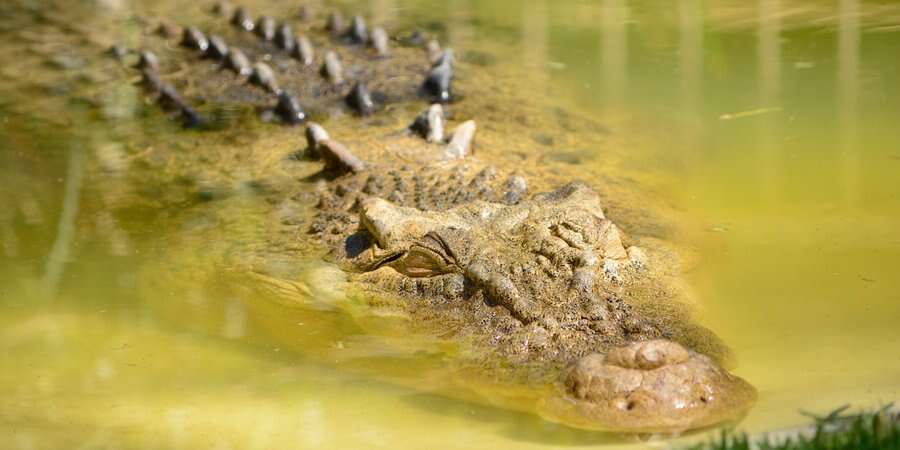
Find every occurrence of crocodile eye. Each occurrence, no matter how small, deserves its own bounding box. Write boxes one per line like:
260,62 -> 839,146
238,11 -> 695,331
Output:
394,246 -> 451,277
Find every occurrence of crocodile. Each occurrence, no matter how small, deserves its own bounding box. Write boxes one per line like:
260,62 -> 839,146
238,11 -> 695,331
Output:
107,1 -> 756,433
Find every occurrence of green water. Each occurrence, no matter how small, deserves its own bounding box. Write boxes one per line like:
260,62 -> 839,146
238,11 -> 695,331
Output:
1,0 -> 899,448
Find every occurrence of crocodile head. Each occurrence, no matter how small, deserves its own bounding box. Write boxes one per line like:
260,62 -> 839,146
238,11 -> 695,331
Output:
342,182 -> 756,432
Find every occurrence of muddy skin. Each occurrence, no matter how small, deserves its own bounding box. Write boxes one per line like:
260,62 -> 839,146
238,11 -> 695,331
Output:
111,5 -> 755,434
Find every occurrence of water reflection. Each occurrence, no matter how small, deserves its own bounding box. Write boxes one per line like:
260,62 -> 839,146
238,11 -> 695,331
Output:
678,0 -> 703,120
0,0 -> 899,447
522,0 -> 548,86
41,142 -> 84,298
757,0 -> 782,202
601,0 -> 628,108
838,0 -> 860,203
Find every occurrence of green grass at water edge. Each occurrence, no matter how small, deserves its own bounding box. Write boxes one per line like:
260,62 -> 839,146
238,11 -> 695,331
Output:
687,406 -> 900,450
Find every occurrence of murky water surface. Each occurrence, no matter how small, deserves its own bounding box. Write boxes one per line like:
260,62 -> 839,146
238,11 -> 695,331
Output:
1,0 -> 898,448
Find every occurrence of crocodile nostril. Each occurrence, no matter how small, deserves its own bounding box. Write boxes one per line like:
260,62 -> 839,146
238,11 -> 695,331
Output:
466,261 -> 540,323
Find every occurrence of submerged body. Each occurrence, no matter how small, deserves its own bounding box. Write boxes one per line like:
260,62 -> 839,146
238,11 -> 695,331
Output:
106,2 -> 755,433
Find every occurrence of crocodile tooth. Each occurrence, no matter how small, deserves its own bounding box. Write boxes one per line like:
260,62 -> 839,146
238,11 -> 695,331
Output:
369,27 -> 389,56
326,11 -> 344,37
409,104 -> 444,143
249,62 -> 279,93
292,35 -> 314,65
345,81 -> 375,116
255,16 -> 276,41
320,51 -> 343,84
445,120 -> 476,159
275,91 -> 306,125
205,35 -> 228,60
319,139 -> 366,174
275,24 -> 295,52
181,27 -> 209,52
135,50 -> 159,71
224,48 -> 252,76
305,122 -> 330,159
422,53 -> 453,103
231,7 -> 254,31
346,15 -> 367,44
